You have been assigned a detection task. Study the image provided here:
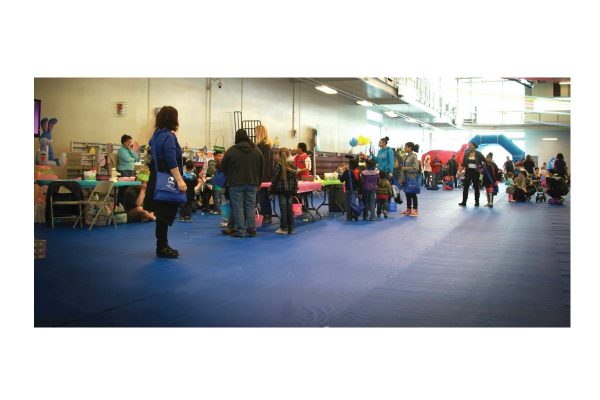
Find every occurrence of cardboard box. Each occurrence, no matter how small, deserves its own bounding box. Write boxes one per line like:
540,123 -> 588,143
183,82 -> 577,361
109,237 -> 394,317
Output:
34,240 -> 46,259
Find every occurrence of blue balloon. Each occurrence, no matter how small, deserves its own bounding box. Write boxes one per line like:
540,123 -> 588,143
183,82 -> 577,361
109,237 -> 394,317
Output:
349,137 -> 359,147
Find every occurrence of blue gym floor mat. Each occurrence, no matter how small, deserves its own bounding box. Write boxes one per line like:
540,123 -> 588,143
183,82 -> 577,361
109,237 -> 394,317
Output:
34,187 -> 570,327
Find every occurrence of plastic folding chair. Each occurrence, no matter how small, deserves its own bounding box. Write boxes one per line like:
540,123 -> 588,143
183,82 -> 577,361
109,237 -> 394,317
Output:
75,181 -> 117,230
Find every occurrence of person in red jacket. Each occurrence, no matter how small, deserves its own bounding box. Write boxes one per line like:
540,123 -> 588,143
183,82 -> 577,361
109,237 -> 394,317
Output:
294,142 -> 311,178
430,152 -> 442,188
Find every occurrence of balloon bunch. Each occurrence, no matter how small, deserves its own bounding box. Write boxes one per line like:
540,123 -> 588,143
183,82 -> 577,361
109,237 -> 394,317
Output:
357,135 -> 370,145
349,135 -> 371,147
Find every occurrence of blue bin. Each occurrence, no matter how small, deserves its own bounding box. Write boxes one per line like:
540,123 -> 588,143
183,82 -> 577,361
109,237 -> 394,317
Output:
388,200 -> 397,212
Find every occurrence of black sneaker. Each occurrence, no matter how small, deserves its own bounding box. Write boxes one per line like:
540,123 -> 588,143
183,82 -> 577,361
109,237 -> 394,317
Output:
157,247 -> 178,258
178,217 -> 186,222
221,228 -> 236,235
288,229 -> 296,235
458,202 -> 466,206
474,202 -> 480,207
247,230 -> 257,237
230,231 -> 246,238
184,216 -> 192,221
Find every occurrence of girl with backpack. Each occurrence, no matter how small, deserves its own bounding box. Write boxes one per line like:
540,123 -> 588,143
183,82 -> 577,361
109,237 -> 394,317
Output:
360,159 -> 379,220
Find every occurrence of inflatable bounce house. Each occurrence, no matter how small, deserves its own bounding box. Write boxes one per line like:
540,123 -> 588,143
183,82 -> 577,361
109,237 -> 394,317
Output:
456,134 -> 525,165
424,134 -> 526,167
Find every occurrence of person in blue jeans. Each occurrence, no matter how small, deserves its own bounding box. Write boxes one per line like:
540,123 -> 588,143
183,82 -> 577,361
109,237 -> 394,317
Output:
270,148 -> 299,235
360,159 -> 379,220
220,129 -> 264,238
179,160 -> 199,221
338,158 -> 361,221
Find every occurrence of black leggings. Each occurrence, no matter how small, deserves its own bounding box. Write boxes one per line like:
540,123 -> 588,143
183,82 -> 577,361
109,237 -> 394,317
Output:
406,193 -> 418,209
462,169 -> 481,203
156,220 -> 169,249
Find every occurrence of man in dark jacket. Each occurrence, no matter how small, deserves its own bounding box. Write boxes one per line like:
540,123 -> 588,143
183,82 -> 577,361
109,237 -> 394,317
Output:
221,129 -> 264,238
503,156 -> 514,176
447,154 -> 458,188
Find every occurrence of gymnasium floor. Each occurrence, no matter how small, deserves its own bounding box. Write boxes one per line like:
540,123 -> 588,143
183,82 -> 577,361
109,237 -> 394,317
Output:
34,186 -> 570,327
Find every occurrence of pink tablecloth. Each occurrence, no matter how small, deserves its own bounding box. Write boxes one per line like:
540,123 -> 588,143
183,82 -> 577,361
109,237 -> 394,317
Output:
260,181 -> 322,193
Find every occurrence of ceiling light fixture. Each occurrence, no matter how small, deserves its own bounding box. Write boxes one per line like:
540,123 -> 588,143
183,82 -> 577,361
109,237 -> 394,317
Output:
384,110 -> 398,118
542,138 -> 558,141
356,100 -> 372,107
558,81 -> 571,85
405,117 -> 417,123
315,85 -> 338,94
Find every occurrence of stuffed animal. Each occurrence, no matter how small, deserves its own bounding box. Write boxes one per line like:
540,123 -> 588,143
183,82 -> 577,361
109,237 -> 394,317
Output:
36,137 -> 56,165
36,117 -> 66,165
39,117 -> 57,161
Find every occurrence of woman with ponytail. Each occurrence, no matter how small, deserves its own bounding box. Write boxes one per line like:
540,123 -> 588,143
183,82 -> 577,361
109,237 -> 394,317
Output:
375,136 -> 395,177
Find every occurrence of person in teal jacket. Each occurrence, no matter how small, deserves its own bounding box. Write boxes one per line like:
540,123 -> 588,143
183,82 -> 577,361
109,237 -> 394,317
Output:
117,134 -> 139,177
374,136 -> 395,177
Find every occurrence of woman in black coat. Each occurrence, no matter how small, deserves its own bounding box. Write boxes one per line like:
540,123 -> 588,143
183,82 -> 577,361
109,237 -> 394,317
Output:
144,106 -> 186,258
523,154 -> 536,176
255,125 -> 274,223
458,141 -> 486,207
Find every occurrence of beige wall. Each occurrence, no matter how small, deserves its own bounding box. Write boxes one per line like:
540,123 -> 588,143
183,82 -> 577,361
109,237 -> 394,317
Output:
35,77 -> 418,156
34,78 -> 150,153
35,78 -> 566,167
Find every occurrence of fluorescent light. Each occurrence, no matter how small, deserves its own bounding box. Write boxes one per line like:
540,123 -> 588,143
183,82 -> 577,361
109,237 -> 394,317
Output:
384,110 -> 398,118
558,81 -> 570,85
356,100 -> 372,107
405,117 -> 417,123
315,85 -> 337,94
542,138 -> 558,141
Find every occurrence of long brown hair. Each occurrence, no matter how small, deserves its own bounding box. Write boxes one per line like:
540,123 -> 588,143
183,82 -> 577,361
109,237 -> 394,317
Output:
278,147 -> 292,182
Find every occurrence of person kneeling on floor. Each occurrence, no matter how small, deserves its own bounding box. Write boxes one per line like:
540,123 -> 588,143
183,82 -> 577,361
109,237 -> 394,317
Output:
123,182 -> 156,223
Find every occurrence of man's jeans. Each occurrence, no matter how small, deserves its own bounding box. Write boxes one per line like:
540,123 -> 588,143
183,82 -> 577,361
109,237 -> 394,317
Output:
228,184 -> 258,235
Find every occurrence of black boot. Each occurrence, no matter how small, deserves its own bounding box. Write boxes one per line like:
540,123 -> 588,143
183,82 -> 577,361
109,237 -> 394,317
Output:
157,246 -> 179,258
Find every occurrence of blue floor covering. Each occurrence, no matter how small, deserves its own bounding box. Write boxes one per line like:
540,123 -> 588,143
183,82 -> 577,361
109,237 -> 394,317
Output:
34,186 -> 570,327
